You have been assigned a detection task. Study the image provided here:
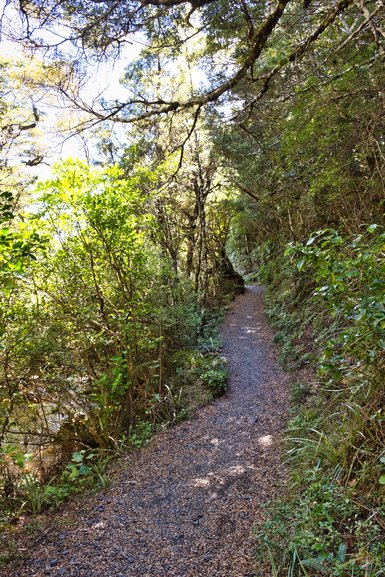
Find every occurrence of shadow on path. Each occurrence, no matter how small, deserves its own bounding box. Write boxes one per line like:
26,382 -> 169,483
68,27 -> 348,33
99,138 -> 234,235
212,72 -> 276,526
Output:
10,286 -> 289,577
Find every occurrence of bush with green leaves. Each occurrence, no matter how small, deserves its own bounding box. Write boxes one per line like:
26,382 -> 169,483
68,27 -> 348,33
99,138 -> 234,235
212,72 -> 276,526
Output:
287,226 -> 385,485
0,157 -> 236,521
256,226 -> 385,576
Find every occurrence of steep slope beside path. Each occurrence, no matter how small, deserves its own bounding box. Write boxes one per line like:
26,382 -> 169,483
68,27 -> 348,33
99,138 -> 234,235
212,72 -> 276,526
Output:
7,286 -> 289,577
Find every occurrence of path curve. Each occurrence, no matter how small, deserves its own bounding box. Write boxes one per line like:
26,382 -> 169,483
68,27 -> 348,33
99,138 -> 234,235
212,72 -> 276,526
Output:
8,286 -> 289,577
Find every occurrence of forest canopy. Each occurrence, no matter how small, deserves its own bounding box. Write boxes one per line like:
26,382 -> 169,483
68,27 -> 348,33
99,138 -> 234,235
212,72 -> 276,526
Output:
2,0 -> 376,133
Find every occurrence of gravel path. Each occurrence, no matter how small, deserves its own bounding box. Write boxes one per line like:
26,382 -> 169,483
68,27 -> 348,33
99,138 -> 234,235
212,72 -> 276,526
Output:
5,286 -> 289,577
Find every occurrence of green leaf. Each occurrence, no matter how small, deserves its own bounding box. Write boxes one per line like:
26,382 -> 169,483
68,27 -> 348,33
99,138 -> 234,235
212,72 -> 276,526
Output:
379,475 -> 385,485
69,467 -> 79,480
71,451 -> 85,463
337,543 -> 347,562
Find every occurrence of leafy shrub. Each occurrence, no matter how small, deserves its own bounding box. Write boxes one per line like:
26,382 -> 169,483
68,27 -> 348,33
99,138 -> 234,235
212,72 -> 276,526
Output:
256,227 -> 385,576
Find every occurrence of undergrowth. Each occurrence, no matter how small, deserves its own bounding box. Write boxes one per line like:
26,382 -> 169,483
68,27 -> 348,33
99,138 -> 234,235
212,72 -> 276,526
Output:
254,228 -> 385,576
0,291 -> 231,540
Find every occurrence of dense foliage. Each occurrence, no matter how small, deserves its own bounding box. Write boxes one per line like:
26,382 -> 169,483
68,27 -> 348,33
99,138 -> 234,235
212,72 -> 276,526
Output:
250,230 -> 385,575
0,146 -> 239,518
222,3 -> 385,572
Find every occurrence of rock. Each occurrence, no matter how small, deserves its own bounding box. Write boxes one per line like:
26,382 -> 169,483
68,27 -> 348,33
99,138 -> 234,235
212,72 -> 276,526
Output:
172,534 -> 184,543
50,559 -> 58,567
193,514 -> 203,526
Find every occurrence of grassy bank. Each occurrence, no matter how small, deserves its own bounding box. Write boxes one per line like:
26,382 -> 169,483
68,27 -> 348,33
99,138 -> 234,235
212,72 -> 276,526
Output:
254,228 -> 385,576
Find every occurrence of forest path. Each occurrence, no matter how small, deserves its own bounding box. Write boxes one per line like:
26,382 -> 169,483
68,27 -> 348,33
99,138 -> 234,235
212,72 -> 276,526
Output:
10,286 -> 289,577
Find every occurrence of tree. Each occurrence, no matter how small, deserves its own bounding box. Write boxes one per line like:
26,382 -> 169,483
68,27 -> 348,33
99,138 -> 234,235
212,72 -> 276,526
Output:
5,0 -> 378,139
219,0 -> 385,254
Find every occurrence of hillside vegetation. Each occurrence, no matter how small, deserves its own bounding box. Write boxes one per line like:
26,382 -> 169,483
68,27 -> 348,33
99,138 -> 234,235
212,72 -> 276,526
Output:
225,11 -> 385,572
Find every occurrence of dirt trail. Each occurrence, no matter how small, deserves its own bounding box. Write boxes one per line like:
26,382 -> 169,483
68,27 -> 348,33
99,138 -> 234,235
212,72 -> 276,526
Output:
7,286 -> 289,577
